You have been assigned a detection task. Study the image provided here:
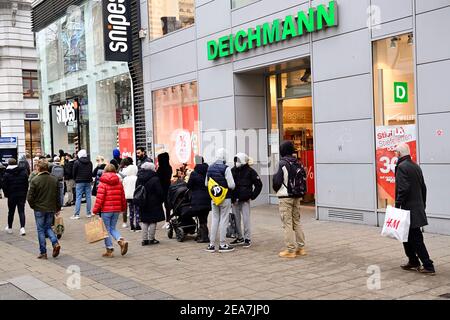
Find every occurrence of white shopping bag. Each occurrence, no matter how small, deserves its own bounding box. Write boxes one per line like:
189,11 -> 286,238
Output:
381,205 -> 410,242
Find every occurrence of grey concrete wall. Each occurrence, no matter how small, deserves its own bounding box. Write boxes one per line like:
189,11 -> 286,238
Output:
141,0 -> 450,233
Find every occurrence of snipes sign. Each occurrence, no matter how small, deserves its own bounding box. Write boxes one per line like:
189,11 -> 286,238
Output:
103,0 -> 132,62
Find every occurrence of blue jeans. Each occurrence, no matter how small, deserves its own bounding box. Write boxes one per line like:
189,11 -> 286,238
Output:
102,213 -> 122,249
75,182 -> 92,217
58,181 -> 64,207
34,211 -> 58,254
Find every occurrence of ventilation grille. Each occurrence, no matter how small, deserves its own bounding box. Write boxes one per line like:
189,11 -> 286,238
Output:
328,209 -> 364,222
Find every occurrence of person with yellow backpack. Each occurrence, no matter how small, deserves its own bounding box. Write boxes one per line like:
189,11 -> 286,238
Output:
205,148 -> 235,253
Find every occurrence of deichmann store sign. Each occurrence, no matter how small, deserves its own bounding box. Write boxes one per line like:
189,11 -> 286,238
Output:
207,1 -> 338,60
102,0 -> 132,62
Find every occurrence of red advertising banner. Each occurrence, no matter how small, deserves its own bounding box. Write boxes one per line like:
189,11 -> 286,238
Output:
299,150 -> 315,195
376,125 -> 417,203
118,126 -> 134,159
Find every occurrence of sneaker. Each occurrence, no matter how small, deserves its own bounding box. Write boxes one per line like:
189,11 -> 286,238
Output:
400,262 -> 420,271
243,239 -> 252,248
141,240 -> 150,246
122,223 -> 128,228
418,267 -> 436,275
279,250 -> 296,258
5,226 -> 12,234
219,244 -> 235,253
149,239 -> 160,245
205,244 -> 215,253
70,215 -> 80,220
231,238 -> 244,245
296,247 -> 307,256
86,214 -> 92,219
19,228 -> 26,236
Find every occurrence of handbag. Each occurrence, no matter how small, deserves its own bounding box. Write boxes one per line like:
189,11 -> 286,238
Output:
381,205 -> 411,242
84,216 -> 109,243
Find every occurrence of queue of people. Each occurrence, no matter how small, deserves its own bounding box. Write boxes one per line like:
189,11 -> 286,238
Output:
0,141 -> 436,276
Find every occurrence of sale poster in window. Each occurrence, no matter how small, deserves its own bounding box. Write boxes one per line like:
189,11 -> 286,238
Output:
118,126 -> 134,159
376,125 -> 417,204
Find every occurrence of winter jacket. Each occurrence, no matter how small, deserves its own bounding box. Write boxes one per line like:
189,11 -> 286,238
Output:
27,172 -> 61,213
231,164 -> 263,203
64,160 -> 75,180
92,163 -> 106,196
0,163 -> 5,190
157,153 -> 173,198
73,157 -> 93,183
273,141 -> 297,198
18,156 -> 31,176
136,169 -> 165,223
93,172 -> 127,214
187,163 -> 211,212
206,161 -> 235,199
3,165 -> 29,199
137,155 -> 152,169
395,155 -> 428,229
122,164 -> 138,199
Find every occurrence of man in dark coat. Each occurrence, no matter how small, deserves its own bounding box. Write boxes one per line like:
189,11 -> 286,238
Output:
136,147 -> 152,169
187,155 -> 211,243
395,143 -> 435,274
157,152 -> 173,226
3,158 -> 29,236
230,153 -> 262,248
71,149 -> 93,220
136,162 -> 165,246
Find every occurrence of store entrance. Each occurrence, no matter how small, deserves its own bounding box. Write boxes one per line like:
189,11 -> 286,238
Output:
267,58 -> 315,204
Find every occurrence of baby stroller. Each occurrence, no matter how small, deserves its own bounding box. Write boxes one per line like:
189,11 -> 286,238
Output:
166,180 -> 198,242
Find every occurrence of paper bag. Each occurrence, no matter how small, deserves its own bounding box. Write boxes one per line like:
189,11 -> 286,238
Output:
84,216 -> 109,243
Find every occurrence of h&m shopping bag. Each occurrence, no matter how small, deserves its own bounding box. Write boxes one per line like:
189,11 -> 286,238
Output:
381,205 -> 410,242
84,216 -> 109,243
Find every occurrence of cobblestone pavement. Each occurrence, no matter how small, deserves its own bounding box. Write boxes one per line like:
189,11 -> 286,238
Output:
1,198 -> 450,300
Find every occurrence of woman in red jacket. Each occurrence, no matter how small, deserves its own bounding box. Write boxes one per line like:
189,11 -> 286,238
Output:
93,164 -> 128,257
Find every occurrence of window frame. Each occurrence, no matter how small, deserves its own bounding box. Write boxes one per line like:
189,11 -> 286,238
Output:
22,70 -> 39,99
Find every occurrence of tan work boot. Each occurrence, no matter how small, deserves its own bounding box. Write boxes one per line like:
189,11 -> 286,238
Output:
118,239 -> 128,256
279,250 -> 296,258
102,248 -> 114,258
296,247 -> 307,256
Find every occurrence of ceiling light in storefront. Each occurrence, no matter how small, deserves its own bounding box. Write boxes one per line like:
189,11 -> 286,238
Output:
390,36 -> 400,49
106,79 -> 111,86
407,34 -> 413,46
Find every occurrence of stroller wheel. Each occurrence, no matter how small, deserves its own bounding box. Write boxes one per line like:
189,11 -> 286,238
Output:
167,227 -> 174,239
175,227 -> 184,242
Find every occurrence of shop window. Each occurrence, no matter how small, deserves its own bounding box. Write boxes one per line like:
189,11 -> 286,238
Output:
231,0 -> 259,9
153,82 -> 199,173
373,33 -> 416,209
96,74 -> 134,160
23,70 -> 39,98
148,0 -> 195,40
25,120 -> 42,157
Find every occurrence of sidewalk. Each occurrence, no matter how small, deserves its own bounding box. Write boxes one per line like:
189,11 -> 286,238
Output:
0,198 -> 450,300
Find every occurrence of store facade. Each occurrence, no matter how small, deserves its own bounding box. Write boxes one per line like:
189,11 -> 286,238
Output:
32,0 -> 145,162
141,0 -> 450,234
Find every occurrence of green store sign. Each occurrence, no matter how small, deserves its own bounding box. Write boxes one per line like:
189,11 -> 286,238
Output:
207,1 -> 338,61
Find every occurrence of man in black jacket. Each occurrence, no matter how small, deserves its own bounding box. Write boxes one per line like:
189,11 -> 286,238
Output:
230,153 -> 262,248
3,158 -> 29,236
71,149 -> 93,220
395,143 -> 435,275
63,153 -> 75,206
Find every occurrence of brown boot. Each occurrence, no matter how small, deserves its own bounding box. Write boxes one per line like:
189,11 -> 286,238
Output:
37,253 -> 47,260
296,247 -> 307,256
118,239 -> 128,256
102,248 -> 114,258
279,250 -> 296,258
52,244 -> 61,258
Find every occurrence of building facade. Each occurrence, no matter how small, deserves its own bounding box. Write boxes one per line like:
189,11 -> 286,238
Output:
0,0 -> 41,160
141,0 -> 450,235
31,0 -> 145,163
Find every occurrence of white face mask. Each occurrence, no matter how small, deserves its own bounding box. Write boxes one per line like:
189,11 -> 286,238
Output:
236,162 -> 242,168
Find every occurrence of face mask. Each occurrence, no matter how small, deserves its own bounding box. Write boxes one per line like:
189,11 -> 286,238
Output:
236,162 -> 242,168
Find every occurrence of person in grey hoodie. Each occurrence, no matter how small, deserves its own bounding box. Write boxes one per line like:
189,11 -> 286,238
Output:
205,148 -> 235,253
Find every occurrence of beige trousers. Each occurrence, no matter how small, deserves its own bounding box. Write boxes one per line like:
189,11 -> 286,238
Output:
279,197 -> 305,252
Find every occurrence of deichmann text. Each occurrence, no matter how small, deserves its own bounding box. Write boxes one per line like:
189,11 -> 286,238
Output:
207,1 -> 338,60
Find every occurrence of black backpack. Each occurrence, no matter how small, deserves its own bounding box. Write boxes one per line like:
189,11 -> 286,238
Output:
91,169 -> 104,196
284,158 -> 307,198
133,185 -> 147,207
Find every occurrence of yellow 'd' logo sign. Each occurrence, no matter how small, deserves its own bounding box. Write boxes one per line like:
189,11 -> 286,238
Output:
208,177 -> 228,206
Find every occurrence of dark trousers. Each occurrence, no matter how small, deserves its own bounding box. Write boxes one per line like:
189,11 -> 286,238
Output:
8,197 -> 26,228
403,227 -> 434,269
